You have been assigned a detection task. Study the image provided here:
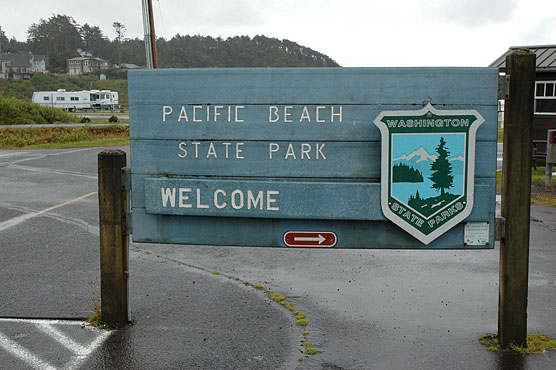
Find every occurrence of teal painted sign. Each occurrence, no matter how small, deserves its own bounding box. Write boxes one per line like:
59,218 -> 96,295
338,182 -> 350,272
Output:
129,68 -> 498,249
374,104 -> 484,244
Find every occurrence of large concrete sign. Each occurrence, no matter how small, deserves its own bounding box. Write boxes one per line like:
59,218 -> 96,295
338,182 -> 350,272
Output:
128,68 -> 498,248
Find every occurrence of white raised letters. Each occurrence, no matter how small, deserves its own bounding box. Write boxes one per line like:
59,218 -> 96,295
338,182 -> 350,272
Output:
267,105 -> 343,123
214,189 -> 227,209
177,141 -> 246,160
162,104 -> 343,124
179,188 -> 192,208
162,106 -> 173,122
160,187 -> 280,212
268,143 -> 326,160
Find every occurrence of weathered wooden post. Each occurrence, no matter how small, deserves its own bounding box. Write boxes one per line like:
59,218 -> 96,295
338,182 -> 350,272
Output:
498,50 -> 536,348
98,149 -> 129,326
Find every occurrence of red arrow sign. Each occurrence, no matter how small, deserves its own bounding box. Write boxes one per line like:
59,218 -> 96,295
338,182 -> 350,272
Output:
283,231 -> 338,248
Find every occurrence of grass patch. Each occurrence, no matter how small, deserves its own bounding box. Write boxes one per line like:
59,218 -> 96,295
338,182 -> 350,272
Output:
480,333 -> 556,354
531,195 -> 556,207
303,340 -> 317,355
532,167 -> 554,183
85,293 -> 123,330
480,334 -> 499,351
496,167 -> 553,187
85,293 -> 103,329
496,167 -> 556,207
0,92 -> 76,125
0,126 -> 129,149
268,292 -> 286,302
279,301 -> 294,310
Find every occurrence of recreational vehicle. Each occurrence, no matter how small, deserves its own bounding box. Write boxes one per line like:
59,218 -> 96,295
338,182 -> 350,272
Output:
92,90 -> 119,109
32,89 -> 119,110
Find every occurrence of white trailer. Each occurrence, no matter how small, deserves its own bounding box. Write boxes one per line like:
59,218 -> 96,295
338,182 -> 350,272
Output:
93,90 -> 119,109
32,89 -> 119,111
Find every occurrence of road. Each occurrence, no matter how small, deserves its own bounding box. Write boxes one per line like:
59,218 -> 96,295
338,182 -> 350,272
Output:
0,123 -> 129,129
0,147 -> 555,370
78,115 -> 129,120
70,113 -> 129,120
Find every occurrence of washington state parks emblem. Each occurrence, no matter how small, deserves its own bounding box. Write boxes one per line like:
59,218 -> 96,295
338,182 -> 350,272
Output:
374,104 -> 485,244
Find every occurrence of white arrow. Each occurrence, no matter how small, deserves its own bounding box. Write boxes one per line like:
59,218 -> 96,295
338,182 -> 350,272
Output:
294,234 -> 326,244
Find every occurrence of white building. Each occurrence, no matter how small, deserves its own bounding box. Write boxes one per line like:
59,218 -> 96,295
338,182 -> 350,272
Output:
0,53 -> 46,79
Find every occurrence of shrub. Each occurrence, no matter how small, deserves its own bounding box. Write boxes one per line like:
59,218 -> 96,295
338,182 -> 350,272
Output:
0,93 -> 73,125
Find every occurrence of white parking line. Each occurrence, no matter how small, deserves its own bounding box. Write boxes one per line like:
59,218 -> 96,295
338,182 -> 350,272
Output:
0,331 -> 57,370
0,152 -> 29,158
0,202 -> 99,236
2,164 -> 97,179
0,192 -> 97,232
36,323 -> 89,356
4,148 -> 95,164
0,319 -> 111,370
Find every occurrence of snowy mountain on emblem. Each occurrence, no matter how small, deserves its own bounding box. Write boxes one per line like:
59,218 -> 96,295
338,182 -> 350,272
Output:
393,147 -> 464,175
393,147 -> 437,163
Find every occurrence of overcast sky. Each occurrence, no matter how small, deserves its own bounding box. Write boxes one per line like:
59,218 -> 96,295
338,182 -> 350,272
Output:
2,0 -> 555,67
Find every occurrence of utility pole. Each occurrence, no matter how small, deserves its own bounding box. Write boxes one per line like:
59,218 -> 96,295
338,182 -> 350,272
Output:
142,0 -> 158,69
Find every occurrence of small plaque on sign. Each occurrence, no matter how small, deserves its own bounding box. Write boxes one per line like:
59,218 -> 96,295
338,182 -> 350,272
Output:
464,222 -> 489,246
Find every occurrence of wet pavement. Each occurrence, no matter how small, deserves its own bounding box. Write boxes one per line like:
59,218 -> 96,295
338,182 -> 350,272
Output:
82,253 -> 298,370
138,207 -> 556,370
0,147 -> 555,370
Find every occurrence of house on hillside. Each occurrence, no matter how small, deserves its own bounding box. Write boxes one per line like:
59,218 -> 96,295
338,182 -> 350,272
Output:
0,53 -> 46,79
76,48 -> 93,58
490,44 -> 556,160
67,56 -> 110,75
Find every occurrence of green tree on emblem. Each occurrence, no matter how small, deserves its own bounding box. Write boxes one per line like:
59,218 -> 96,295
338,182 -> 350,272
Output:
429,137 -> 454,196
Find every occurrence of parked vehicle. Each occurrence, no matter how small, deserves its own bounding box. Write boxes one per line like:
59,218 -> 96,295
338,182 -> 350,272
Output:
32,89 -> 119,110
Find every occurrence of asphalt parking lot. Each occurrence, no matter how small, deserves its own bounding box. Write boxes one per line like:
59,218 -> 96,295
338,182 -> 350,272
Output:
0,147 -> 555,370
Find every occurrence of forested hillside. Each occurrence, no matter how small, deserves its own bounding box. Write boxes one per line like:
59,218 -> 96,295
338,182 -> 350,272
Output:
1,15 -> 339,72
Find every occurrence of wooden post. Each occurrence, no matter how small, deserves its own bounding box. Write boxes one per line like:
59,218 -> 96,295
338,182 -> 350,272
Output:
499,50 -> 535,348
98,149 -> 129,326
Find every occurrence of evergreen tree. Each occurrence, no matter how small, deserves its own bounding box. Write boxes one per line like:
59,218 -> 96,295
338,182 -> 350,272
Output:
392,163 -> 423,182
80,24 -> 110,57
429,137 -> 454,195
27,14 -> 82,71
112,22 -> 126,66
0,25 -> 8,49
